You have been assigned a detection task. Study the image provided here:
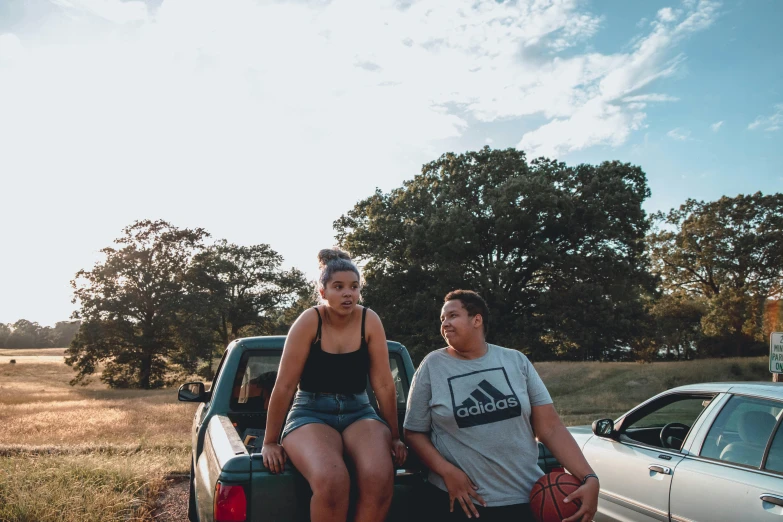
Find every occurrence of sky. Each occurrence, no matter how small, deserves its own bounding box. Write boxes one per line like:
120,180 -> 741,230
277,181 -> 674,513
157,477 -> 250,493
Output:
0,0 -> 781,326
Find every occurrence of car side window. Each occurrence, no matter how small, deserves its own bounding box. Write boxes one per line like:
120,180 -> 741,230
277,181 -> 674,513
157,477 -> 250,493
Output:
700,395 -> 781,468
621,394 -> 711,450
763,422 -> 783,473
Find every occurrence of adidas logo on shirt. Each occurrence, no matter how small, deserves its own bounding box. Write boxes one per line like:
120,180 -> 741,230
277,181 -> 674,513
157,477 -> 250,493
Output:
448,368 -> 522,428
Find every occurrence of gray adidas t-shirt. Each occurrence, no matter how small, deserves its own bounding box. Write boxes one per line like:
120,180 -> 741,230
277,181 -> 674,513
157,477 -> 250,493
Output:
404,344 -> 552,507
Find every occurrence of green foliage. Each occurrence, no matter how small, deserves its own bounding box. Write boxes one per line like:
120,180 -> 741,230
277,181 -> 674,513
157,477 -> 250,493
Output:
335,147 -> 655,362
66,220 -> 310,388
648,192 -> 783,357
0,320 -> 80,348
185,240 -> 310,379
646,293 -> 706,360
67,220 -> 209,389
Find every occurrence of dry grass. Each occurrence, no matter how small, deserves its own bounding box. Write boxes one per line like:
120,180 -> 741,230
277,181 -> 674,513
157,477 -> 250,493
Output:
536,356 -> 771,426
0,348 -> 67,357
0,348 -> 67,364
0,449 -> 189,522
0,358 -> 198,522
0,362 -> 197,448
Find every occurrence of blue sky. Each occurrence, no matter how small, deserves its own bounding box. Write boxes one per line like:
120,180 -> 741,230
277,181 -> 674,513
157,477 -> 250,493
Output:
0,0 -> 781,326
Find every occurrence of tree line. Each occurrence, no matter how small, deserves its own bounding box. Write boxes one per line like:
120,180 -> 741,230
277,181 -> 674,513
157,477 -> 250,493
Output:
65,148 -> 783,387
0,320 -> 80,348
338,149 -> 782,363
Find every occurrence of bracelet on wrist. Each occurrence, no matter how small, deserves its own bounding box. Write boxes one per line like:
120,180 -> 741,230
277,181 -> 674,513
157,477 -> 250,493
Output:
581,473 -> 599,485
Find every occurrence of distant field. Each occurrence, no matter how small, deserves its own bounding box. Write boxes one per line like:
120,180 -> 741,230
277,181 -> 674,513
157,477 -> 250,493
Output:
0,352 -> 774,521
0,347 -> 66,363
0,347 -> 67,355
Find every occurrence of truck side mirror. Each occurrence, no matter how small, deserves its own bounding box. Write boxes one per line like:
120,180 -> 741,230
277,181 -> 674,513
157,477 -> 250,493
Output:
592,418 -> 615,438
178,382 -> 207,402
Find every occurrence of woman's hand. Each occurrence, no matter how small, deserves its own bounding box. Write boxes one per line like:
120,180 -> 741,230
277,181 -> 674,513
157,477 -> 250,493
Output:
562,477 -> 599,522
442,465 -> 486,519
391,438 -> 408,467
261,442 -> 287,474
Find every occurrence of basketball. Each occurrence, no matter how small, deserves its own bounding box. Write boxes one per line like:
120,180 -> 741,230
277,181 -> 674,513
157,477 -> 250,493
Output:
529,472 -> 582,522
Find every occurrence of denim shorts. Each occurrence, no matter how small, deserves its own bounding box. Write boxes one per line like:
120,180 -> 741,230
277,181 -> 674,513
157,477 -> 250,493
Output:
281,390 -> 388,440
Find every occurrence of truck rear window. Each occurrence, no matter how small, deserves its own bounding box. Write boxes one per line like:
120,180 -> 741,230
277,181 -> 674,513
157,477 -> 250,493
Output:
231,352 -> 282,411
230,350 -> 408,412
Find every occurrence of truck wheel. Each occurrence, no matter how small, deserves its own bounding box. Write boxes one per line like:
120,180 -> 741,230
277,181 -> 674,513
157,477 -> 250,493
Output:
188,462 -> 199,522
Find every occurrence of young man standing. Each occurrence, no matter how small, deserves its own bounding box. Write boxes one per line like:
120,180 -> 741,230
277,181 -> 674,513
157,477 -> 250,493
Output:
404,290 -> 598,522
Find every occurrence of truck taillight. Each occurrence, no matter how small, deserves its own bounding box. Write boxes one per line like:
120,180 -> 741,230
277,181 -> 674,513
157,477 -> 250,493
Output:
214,482 -> 247,522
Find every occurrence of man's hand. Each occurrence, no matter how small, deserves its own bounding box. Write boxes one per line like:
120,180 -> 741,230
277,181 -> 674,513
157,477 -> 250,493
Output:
562,477 -> 599,522
442,465 -> 486,519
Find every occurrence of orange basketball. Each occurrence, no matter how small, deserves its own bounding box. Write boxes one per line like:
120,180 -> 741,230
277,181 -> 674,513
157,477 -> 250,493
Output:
529,472 -> 581,522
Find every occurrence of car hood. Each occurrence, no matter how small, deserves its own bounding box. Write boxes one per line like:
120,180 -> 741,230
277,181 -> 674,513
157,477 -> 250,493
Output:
567,425 -> 594,448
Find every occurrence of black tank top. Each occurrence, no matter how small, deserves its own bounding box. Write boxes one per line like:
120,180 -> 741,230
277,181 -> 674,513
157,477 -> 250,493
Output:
298,307 -> 370,394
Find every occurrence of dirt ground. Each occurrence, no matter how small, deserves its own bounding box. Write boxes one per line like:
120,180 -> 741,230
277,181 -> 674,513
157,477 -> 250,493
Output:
154,476 -> 190,522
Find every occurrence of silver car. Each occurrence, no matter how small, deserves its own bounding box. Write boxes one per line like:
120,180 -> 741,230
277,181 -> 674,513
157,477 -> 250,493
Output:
548,382 -> 783,521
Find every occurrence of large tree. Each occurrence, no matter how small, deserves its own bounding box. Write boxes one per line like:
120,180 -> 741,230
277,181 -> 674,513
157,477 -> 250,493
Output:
186,240 -> 310,377
648,192 -> 783,356
335,147 -> 655,362
66,220 -> 208,388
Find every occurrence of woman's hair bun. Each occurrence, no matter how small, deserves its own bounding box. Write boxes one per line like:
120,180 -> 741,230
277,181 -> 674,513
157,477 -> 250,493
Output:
317,247 -> 352,267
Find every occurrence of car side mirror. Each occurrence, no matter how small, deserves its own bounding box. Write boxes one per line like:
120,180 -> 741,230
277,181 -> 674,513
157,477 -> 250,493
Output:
592,418 -> 615,438
178,382 -> 207,402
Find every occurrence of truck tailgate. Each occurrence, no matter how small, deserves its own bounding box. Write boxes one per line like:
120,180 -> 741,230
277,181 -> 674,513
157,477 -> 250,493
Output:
250,457 -> 423,522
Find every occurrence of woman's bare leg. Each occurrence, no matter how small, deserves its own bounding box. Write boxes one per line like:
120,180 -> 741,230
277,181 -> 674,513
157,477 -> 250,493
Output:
283,424 -> 350,522
342,419 -> 394,522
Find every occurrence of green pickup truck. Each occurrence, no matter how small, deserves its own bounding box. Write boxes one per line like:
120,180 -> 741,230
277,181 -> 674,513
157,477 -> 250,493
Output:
178,335 -> 563,522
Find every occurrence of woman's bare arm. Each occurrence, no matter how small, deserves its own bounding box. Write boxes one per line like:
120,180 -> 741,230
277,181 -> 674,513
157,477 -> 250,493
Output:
261,309 -> 316,472
365,308 -> 407,465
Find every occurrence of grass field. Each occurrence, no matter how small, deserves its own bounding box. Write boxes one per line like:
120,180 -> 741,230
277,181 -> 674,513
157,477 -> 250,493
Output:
536,356 -> 772,426
0,352 -> 199,522
0,351 -> 774,521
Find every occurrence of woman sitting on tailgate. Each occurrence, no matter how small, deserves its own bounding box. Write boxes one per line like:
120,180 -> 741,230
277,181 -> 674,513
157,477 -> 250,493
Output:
262,248 -> 407,522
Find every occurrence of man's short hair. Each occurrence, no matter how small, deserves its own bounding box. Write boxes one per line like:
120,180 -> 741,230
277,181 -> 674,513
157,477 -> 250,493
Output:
444,289 -> 489,335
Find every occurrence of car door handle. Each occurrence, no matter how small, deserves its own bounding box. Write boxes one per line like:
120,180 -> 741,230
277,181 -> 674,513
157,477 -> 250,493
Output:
761,494 -> 783,507
649,465 -> 672,475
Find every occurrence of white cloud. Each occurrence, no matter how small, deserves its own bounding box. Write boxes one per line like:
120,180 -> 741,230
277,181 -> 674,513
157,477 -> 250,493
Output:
667,127 -> 691,141
519,0 -> 719,157
0,0 -> 720,174
518,99 -> 646,158
748,104 -> 783,132
711,120 -> 724,132
1,0 -> 611,318
657,7 -> 678,23
0,33 -> 25,64
0,0 -> 728,323
50,0 -> 148,23
622,93 -> 680,103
